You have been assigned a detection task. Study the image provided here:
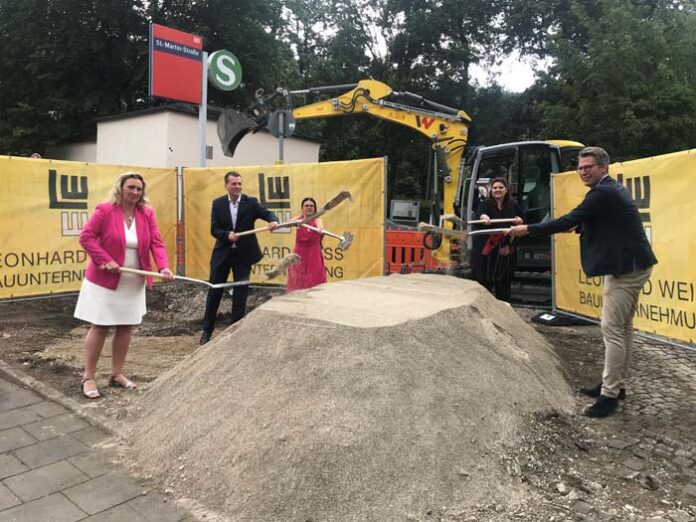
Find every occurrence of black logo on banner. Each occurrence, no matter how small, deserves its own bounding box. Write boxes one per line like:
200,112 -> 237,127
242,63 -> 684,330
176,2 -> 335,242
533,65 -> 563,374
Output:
258,173 -> 293,231
617,172 -> 652,244
48,169 -> 89,236
49,169 -> 88,209
617,173 -> 650,222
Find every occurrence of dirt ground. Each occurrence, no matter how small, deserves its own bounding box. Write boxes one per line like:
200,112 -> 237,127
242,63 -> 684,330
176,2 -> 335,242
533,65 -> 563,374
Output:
1,283 -> 696,521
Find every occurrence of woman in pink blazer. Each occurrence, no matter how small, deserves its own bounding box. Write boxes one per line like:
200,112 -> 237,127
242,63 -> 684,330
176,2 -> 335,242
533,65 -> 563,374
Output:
75,172 -> 173,399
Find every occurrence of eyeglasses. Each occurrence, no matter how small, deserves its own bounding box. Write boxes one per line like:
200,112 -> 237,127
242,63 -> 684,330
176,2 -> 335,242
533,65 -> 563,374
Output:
576,164 -> 598,173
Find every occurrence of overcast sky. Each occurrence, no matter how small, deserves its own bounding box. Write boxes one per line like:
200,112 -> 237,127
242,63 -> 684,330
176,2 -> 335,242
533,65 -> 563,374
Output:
469,51 -> 549,92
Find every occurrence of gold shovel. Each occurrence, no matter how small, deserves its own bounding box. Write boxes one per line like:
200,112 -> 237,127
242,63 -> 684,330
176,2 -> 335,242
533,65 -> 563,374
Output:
300,224 -> 355,251
233,191 -> 354,239
119,267 -> 249,289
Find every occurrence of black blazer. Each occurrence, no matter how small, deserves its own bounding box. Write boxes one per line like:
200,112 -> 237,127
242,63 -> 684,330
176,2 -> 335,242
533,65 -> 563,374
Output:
529,176 -> 657,277
209,194 -> 277,270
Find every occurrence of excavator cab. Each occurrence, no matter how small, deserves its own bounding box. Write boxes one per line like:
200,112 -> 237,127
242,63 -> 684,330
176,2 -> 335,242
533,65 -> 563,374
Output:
454,140 -> 583,302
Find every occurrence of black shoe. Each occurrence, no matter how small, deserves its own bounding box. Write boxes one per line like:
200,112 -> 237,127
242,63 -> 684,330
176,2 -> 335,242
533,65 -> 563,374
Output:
199,331 -> 212,345
579,383 -> 626,400
584,395 -> 618,418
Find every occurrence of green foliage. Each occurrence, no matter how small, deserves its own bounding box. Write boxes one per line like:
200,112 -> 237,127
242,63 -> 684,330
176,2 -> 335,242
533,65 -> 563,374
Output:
2,0 -> 693,178
531,0 -> 696,160
467,85 -> 542,144
277,0 -> 512,204
0,0 -> 149,154
0,0 -> 298,155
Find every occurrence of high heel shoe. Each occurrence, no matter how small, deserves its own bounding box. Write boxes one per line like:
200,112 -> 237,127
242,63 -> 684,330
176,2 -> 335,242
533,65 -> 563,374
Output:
109,373 -> 137,389
81,378 -> 101,399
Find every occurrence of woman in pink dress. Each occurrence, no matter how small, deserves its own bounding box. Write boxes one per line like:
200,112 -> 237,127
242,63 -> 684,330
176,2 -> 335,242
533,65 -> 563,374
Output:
287,197 -> 327,291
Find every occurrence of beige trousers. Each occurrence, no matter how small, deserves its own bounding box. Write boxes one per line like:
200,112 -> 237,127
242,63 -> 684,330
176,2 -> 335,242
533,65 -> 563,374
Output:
601,267 -> 652,398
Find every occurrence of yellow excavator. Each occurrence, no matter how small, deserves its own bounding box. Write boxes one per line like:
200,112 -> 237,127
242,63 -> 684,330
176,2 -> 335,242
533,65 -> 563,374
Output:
218,79 -> 583,301
218,79 -> 470,262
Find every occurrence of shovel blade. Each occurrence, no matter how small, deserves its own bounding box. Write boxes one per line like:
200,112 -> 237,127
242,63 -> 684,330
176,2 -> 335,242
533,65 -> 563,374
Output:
339,231 -> 354,251
218,109 -> 263,157
322,190 -> 352,212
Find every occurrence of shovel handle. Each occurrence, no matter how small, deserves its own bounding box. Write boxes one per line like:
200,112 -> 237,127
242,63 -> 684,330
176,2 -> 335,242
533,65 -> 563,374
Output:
468,218 -> 518,225
417,223 -> 466,238
233,224 -> 274,238
119,267 -> 170,279
233,219 -> 302,238
119,267 -> 248,288
301,223 -> 344,241
468,228 -> 512,236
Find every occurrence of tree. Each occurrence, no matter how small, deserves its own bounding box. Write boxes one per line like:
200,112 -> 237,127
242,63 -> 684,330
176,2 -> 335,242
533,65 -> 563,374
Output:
0,0 -> 299,156
530,0 -> 696,160
273,0 -> 519,204
0,0 -> 150,155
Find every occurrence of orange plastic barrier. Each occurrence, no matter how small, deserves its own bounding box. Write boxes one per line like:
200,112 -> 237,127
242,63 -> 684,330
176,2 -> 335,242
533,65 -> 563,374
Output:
385,230 -> 442,274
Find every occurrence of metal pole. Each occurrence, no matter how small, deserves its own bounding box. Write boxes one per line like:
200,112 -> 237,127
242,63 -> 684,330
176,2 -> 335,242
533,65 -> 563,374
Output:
383,156 -> 388,275
550,171 -> 557,312
430,150 -> 438,224
278,111 -> 285,163
176,166 -> 185,276
199,51 -> 208,167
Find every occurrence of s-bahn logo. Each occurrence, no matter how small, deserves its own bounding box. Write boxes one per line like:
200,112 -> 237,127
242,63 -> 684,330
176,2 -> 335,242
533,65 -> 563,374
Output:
257,172 -> 292,232
48,169 -> 89,237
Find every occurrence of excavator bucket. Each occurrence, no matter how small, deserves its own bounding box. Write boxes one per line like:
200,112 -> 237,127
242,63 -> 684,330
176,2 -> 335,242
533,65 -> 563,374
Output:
217,109 -> 264,157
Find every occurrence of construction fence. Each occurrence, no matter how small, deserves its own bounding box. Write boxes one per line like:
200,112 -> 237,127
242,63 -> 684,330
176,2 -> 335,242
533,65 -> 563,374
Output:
552,148 -> 696,345
0,155 -> 385,300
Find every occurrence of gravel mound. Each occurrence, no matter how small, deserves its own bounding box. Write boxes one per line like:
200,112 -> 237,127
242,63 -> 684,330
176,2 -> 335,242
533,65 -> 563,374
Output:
127,274 -> 574,520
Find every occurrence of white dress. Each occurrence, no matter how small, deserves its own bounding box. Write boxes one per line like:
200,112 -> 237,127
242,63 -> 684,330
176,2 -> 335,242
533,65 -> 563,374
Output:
74,220 -> 147,325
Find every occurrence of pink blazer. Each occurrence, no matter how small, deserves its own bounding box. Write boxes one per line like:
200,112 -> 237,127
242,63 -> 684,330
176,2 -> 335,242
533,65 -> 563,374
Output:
80,202 -> 170,290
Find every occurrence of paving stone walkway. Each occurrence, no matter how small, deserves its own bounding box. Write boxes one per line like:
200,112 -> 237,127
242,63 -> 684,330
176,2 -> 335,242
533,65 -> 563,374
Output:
546,328 -> 696,520
612,337 -> 696,489
0,373 -> 193,522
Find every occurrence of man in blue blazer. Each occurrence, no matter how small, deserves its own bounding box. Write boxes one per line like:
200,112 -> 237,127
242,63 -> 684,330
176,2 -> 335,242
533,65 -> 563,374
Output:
200,171 -> 278,344
508,147 -> 657,418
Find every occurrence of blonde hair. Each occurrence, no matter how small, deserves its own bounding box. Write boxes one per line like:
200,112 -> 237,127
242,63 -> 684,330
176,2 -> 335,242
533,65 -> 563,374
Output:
107,171 -> 150,208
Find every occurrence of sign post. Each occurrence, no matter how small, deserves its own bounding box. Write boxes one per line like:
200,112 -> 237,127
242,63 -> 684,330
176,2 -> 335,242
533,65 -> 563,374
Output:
149,29 -> 244,167
199,51 -> 208,167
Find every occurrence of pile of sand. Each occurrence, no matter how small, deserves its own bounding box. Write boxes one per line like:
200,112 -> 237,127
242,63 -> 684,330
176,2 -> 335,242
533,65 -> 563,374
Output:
127,274 -> 574,520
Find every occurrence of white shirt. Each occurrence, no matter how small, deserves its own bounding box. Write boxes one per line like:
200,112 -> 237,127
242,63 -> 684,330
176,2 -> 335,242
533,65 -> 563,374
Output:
228,195 -> 240,230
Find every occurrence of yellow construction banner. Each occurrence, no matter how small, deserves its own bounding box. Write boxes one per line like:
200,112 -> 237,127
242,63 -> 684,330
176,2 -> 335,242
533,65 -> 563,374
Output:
0,156 -> 177,300
183,157 -> 385,285
553,149 -> 696,344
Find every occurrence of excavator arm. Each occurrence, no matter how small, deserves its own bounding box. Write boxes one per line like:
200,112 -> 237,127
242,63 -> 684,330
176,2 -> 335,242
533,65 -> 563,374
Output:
217,79 -> 472,263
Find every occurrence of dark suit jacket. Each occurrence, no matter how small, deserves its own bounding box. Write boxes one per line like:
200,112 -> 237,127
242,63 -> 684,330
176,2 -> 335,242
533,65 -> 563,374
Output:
528,176 -> 657,277
209,194 -> 277,271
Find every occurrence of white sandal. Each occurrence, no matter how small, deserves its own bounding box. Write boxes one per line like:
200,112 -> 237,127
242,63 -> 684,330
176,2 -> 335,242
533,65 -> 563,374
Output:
109,373 -> 137,389
81,378 -> 101,399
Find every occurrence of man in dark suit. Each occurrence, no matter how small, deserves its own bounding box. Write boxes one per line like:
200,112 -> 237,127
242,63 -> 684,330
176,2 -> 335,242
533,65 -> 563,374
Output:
508,147 -> 657,418
200,171 -> 278,345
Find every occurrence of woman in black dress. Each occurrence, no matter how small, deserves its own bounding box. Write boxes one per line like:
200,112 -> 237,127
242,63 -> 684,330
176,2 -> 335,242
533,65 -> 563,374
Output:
471,177 -> 524,301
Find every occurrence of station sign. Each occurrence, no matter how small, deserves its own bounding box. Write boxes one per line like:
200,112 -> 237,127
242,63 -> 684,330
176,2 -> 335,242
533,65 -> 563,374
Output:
149,23 -> 204,104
